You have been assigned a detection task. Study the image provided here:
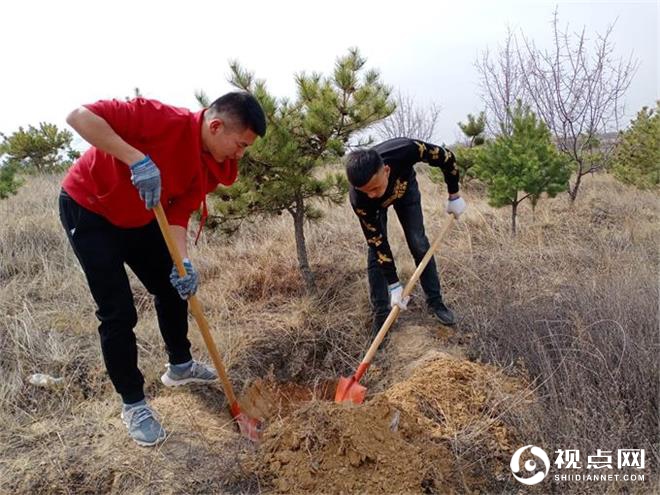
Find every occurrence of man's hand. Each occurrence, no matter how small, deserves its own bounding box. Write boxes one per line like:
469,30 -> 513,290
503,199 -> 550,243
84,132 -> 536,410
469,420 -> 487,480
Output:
169,258 -> 199,300
130,155 -> 161,209
388,282 -> 410,310
446,195 -> 467,218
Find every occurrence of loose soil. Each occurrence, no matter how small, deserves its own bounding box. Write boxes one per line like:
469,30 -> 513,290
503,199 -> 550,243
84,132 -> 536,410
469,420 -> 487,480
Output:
234,324 -> 529,494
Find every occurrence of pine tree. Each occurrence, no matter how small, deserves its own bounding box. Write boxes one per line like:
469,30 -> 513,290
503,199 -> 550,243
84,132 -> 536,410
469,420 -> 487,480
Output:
474,101 -> 571,235
458,112 -> 486,147
0,162 -> 22,199
206,49 -> 394,293
0,123 -> 79,173
455,111 -> 487,185
431,112 -> 486,188
611,102 -> 660,190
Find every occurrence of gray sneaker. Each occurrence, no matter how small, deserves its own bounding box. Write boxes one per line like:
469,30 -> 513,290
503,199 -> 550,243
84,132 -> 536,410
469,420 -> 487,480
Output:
121,401 -> 167,447
160,360 -> 218,387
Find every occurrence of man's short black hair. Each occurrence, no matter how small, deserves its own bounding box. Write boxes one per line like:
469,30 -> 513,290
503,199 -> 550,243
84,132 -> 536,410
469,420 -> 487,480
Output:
208,92 -> 267,137
344,149 -> 384,187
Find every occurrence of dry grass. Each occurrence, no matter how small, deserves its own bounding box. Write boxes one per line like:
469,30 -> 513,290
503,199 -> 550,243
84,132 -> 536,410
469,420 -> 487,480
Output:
1,170 -> 657,493
454,176 -> 658,436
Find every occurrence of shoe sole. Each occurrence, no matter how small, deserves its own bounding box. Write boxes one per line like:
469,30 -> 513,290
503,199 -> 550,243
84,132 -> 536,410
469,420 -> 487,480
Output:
428,309 -> 456,326
160,374 -> 218,387
132,433 -> 167,447
120,414 -> 167,447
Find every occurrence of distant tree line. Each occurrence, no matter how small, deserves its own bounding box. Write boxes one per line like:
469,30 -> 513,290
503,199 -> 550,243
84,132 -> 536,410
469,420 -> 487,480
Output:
2,10 -> 655,271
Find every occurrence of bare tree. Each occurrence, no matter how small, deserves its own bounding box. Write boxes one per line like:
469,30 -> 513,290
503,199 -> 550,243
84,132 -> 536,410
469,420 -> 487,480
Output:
518,9 -> 637,201
476,27 -> 526,136
375,91 -> 441,142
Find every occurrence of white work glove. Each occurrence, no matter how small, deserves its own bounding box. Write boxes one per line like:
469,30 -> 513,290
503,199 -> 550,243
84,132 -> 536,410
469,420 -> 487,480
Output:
446,195 -> 467,218
388,282 -> 410,310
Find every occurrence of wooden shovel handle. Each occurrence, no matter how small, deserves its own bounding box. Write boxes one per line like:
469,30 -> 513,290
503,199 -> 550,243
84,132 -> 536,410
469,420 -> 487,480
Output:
358,215 -> 455,374
153,204 -> 238,406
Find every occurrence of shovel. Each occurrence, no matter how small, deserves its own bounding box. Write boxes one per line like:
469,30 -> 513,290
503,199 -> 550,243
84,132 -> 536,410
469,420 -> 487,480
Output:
153,203 -> 262,441
335,215 -> 456,405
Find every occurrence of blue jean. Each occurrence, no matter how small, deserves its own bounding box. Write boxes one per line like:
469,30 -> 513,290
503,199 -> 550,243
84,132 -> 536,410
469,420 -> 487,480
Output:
367,176 -> 443,317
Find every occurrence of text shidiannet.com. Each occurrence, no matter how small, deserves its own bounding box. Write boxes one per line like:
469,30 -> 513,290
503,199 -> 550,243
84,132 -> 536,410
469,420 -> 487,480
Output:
554,473 -> 645,482
553,449 -> 647,484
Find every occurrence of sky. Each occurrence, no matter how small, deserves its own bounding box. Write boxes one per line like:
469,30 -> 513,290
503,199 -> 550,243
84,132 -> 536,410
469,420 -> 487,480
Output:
0,0 -> 657,149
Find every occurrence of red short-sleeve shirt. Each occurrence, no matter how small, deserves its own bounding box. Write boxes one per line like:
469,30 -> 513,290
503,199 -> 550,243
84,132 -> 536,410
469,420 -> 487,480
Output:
62,98 -> 238,228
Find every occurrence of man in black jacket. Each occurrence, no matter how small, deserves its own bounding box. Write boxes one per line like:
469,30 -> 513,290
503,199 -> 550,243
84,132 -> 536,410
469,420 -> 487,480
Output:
345,138 -> 467,336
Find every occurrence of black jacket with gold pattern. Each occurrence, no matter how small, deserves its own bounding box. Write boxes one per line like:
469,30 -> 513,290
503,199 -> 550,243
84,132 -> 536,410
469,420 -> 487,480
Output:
349,137 -> 459,284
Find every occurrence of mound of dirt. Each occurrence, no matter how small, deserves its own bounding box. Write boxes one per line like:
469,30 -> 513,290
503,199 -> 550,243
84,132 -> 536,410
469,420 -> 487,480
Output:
384,356 -> 528,486
243,356 -> 528,494
245,398 -> 456,494
385,356 -> 524,445
384,324 -> 464,381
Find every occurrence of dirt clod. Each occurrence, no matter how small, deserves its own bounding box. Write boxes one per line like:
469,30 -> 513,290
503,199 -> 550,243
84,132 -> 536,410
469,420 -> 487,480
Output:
246,398 -> 456,494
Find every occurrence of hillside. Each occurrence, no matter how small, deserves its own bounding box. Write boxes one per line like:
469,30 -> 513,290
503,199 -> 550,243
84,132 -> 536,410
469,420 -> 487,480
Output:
1,171 -> 657,494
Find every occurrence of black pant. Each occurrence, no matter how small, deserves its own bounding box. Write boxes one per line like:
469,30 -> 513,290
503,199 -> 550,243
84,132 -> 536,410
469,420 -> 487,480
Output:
367,177 -> 443,317
59,190 -> 191,404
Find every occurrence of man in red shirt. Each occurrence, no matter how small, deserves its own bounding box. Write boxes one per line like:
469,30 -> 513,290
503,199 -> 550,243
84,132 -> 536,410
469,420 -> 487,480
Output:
59,92 -> 266,446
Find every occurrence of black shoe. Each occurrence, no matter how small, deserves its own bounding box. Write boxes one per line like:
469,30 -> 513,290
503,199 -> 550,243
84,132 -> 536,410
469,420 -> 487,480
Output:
430,302 -> 456,326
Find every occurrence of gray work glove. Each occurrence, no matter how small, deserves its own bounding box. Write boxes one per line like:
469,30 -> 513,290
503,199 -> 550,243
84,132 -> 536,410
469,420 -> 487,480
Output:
169,258 -> 199,300
129,155 -> 161,209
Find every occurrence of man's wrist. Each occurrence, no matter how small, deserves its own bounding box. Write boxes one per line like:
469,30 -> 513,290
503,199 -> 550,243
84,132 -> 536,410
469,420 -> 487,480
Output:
129,154 -> 150,169
387,282 -> 401,292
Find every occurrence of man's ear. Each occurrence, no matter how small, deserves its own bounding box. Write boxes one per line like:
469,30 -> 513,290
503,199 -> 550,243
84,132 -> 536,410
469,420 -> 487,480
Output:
208,118 -> 225,134
383,164 -> 391,176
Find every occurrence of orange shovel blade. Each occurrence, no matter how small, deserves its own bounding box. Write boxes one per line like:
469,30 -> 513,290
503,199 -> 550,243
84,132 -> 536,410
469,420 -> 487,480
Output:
334,375 -> 367,404
230,404 -> 263,442
235,413 -> 262,442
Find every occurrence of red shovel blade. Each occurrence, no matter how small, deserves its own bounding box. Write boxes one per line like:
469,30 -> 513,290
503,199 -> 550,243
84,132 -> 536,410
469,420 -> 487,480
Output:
230,403 -> 263,442
334,375 -> 367,405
